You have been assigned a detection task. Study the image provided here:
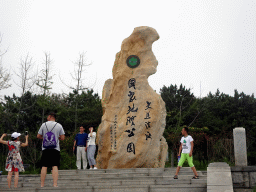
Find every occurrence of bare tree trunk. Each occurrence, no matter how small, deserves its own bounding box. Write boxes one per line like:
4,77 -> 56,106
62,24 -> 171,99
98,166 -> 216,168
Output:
75,98 -> 78,131
171,150 -> 174,167
36,52 -> 54,124
60,52 -> 92,132
0,34 -> 11,93
14,54 -> 36,130
42,108 -> 45,124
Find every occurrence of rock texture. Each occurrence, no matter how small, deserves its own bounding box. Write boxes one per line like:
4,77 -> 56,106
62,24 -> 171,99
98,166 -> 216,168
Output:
96,26 -> 168,169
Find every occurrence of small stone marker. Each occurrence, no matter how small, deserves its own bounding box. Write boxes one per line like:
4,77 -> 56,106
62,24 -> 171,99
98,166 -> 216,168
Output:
233,127 -> 247,166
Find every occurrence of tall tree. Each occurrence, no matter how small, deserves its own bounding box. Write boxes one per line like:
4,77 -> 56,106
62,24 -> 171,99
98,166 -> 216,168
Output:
61,52 -> 92,131
15,54 -> 36,94
160,84 -> 198,132
36,52 -> 53,96
160,84 -> 200,166
59,89 -> 102,135
36,52 -> 54,123
0,34 -> 11,92
14,53 -> 37,129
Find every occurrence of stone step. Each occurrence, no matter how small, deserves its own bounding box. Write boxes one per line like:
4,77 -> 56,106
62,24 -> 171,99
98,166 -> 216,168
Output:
57,167 -> 198,174
59,170 -> 205,176
61,171 -> 206,176
1,175 -> 207,184
0,177 -> 207,188
0,184 -> 207,192
0,168 -> 207,192
0,171 -> 206,181
0,178 -> 207,191
57,172 -> 205,178
0,172 -> 206,183
0,167 -> 205,177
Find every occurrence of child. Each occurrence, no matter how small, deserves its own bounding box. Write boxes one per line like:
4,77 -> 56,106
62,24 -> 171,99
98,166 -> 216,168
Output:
173,126 -> 199,179
0,132 -> 28,188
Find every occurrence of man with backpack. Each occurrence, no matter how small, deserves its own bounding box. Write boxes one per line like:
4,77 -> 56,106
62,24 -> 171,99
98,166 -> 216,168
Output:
37,112 -> 65,187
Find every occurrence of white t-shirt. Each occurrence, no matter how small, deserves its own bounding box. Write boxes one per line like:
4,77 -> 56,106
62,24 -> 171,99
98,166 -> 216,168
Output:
38,121 -> 65,151
180,135 -> 194,154
87,132 -> 96,146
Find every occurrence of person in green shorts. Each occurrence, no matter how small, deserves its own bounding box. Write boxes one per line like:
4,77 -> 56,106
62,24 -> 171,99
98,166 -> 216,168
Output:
173,126 -> 199,179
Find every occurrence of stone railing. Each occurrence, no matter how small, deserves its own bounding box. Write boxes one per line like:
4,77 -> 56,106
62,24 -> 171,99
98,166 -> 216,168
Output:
230,128 -> 256,190
207,127 -> 256,191
231,166 -> 256,190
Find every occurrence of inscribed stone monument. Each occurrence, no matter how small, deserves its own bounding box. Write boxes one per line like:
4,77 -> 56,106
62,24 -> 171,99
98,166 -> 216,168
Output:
233,127 -> 247,166
96,26 -> 168,169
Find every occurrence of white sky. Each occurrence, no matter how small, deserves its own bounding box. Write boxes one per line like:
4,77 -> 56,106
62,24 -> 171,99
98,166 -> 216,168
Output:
0,0 -> 256,98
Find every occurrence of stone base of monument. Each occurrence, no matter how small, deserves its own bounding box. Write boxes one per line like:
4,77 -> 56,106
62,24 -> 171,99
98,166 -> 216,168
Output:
0,168 -> 207,192
207,162 -> 234,192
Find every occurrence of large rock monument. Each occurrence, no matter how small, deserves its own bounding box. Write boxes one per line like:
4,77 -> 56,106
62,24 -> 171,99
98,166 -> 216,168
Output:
96,26 -> 168,169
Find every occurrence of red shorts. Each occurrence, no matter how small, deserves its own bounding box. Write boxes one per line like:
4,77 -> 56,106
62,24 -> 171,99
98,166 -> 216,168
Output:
12,166 -> 19,172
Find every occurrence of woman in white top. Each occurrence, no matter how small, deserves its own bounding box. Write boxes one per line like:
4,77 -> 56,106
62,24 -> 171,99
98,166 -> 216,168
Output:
87,127 -> 97,169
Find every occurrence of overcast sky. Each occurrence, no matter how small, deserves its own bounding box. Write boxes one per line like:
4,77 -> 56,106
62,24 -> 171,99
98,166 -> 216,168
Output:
0,0 -> 256,99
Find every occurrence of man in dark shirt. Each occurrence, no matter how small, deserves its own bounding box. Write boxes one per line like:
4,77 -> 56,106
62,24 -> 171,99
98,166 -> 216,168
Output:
73,126 -> 88,170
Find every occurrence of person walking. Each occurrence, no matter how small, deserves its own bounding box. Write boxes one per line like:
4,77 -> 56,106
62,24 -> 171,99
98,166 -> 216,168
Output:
173,126 -> 199,179
0,132 -> 28,188
87,126 -> 97,170
73,126 -> 88,170
37,112 -> 65,187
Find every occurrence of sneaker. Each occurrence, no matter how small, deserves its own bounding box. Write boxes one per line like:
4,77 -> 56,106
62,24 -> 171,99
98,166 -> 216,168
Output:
94,167 -> 97,169
89,168 -> 93,170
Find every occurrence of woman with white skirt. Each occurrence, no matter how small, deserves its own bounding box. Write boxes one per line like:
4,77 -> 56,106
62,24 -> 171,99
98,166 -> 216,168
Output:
87,126 -> 97,169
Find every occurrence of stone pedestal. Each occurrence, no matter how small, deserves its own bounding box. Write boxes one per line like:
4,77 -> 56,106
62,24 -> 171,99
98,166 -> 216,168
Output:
207,162 -> 233,191
233,127 -> 247,166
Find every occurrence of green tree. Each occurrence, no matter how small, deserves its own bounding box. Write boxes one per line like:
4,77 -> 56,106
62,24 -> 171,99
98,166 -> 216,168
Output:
58,89 -> 102,135
160,84 -> 199,133
160,84 -> 201,166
